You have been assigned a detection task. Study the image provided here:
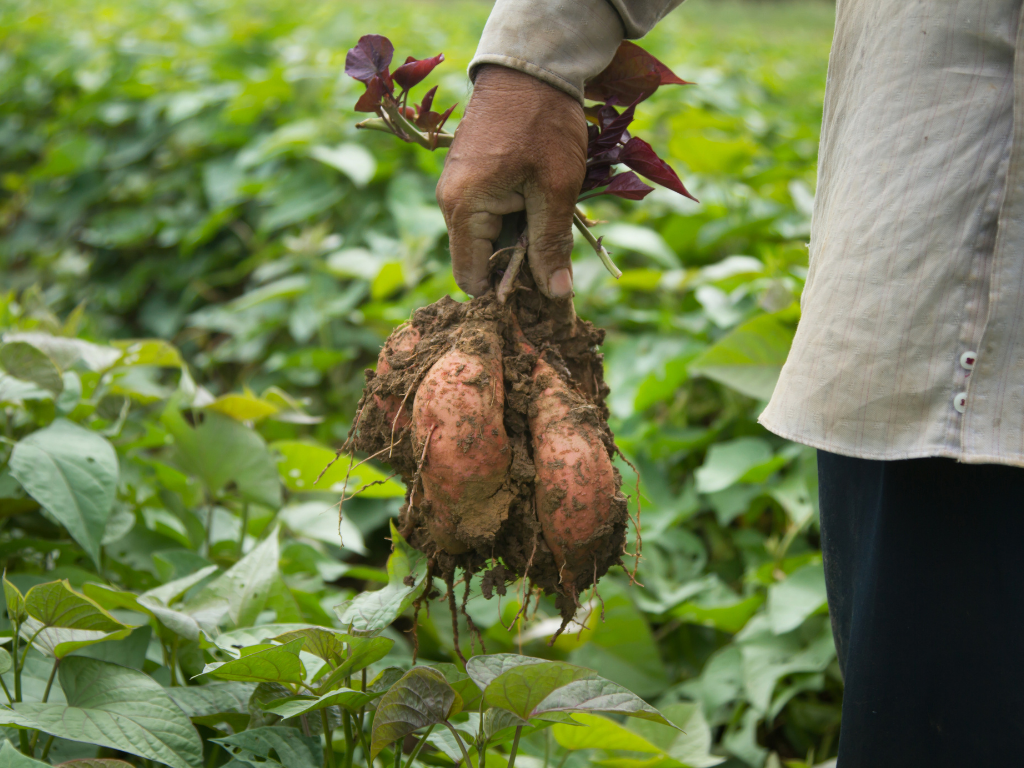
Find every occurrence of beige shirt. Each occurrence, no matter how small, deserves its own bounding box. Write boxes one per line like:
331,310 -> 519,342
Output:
471,0 -> 1024,468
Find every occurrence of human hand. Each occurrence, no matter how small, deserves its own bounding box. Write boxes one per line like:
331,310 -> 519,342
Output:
436,64 -> 588,298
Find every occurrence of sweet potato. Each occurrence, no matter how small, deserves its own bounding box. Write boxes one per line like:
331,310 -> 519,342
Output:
529,356 -> 623,592
372,324 -> 421,433
412,320 -> 513,554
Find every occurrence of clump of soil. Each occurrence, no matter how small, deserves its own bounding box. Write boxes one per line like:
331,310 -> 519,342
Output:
344,249 -> 631,627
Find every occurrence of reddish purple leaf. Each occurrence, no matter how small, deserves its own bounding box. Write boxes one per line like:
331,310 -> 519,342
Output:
415,102 -> 457,133
581,162 -> 615,193
354,75 -> 386,114
393,53 -> 444,90
620,137 -> 697,201
588,101 -> 637,156
417,85 -> 438,116
603,172 -> 655,200
345,35 -> 394,83
584,41 -> 691,104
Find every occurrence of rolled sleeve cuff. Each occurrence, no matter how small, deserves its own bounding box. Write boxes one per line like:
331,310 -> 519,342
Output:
469,0 -> 626,103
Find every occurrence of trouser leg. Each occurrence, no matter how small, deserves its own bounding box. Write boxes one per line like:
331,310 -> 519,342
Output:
817,450 -> 1024,768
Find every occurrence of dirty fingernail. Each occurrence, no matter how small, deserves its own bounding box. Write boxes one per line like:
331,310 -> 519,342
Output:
548,268 -> 573,297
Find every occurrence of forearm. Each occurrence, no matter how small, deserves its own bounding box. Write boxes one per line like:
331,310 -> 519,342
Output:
469,0 -> 687,102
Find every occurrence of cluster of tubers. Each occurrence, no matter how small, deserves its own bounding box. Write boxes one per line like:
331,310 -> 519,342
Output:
346,251 -> 633,625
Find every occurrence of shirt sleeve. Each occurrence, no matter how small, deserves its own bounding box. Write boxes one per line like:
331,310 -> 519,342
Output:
469,0 -> 686,103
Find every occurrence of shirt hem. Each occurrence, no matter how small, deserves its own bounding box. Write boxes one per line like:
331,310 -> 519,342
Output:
758,414 -> 1024,470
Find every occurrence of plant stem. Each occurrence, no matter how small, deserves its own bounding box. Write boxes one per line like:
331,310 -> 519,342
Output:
442,721 -> 474,768
321,709 -> 337,768
404,725 -> 434,768
572,211 -> 622,279
41,659 -> 58,703
544,728 -> 550,768
38,735 -> 54,761
238,502 -> 249,558
506,727 -> 523,768
342,711 -> 354,768
393,742 -> 402,768
0,673 -> 12,705
12,622 -> 31,755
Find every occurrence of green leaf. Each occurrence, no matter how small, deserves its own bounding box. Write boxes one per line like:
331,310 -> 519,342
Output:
264,687 -> 379,718
3,575 -> 26,622
766,562 -> 827,635
483,662 -> 595,722
8,419 -> 119,566
694,437 -> 773,494
465,654 -> 547,692
52,760 -> 137,768
370,667 -> 462,759
0,657 -> 203,768
24,580 -> 127,631
484,662 -> 674,726
184,530 -> 280,629
553,713 -> 663,753
205,393 -> 279,422
0,740 -> 51,768
162,408 -> 281,507
334,521 -> 427,634
199,638 -> 306,684
279,501 -> 366,555
141,565 -> 219,606
672,593 -> 764,634
272,627 -> 348,662
315,636 -> 395,690
212,726 -> 320,768
689,312 -> 795,400
0,342 -> 63,395
309,143 -> 376,186
0,650 -> 10,675
271,440 -> 403,497
166,682 -> 256,731
19,618 -> 132,659
110,339 -> 183,368
627,703 -> 725,768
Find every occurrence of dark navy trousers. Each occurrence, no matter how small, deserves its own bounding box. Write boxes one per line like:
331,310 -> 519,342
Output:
817,450 -> 1024,767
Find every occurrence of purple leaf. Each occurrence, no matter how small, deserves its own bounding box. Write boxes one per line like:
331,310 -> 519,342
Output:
354,75 -> 386,114
393,53 -> 444,90
583,41 -> 691,105
417,85 -> 438,115
581,162 -> 615,193
588,101 -> 637,156
603,172 -> 655,200
620,137 -> 697,201
345,35 -> 394,83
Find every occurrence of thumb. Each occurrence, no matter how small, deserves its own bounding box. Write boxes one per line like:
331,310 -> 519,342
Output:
524,182 -> 578,299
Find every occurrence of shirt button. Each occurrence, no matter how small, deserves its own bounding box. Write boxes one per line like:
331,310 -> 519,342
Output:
953,392 -> 968,413
960,351 -> 977,370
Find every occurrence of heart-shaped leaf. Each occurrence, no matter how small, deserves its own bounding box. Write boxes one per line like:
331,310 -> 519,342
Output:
8,419 -> 119,566
54,760 -> 136,768
19,618 -> 131,659
0,657 -> 203,768
531,677 -> 674,725
198,638 -> 306,684
273,627 -> 348,662
167,681 -> 256,730
25,580 -> 126,632
465,654 -> 548,691
184,529 -> 279,629
552,712 -> 663,752
393,53 -> 444,90
370,667 -> 462,759
345,35 -> 394,83
482,661 -> 596,721
0,649 -> 11,675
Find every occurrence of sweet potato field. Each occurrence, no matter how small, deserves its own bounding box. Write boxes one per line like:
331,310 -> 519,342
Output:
0,1 -> 838,767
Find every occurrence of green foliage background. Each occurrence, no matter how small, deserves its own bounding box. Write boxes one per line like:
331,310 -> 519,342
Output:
0,1 -> 841,766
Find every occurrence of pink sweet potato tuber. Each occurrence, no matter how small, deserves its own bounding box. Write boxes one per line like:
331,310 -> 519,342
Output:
411,320 -> 513,554
372,324 -> 420,433
529,355 -> 624,594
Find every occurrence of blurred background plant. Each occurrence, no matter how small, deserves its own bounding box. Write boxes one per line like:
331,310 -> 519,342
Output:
0,1 -> 839,766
